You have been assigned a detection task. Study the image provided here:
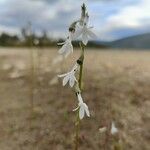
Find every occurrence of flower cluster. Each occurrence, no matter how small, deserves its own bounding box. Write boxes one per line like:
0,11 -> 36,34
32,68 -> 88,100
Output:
57,3 -> 95,120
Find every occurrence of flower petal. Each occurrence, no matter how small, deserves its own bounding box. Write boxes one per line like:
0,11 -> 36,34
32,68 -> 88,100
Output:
99,127 -> 107,133
111,122 -> 118,135
73,106 -> 79,112
57,41 -> 65,45
69,76 -> 75,87
69,43 -> 73,53
79,106 -> 85,119
58,73 -> 68,78
87,29 -> 97,39
58,44 -> 67,54
82,33 -> 88,45
64,50 -> 71,58
77,93 -> 83,103
84,104 -> 90,117
73,25 -> 83,39
64,42 -> 73,58
62,75 -> 70,86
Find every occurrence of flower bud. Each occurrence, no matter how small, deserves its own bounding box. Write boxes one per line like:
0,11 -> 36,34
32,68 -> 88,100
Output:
81,3 -> 86,18
69,21 -> 77,33
77,59 -> 83,65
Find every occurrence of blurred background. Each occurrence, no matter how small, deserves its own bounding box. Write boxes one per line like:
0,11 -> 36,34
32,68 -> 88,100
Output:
0,0 -> 150,150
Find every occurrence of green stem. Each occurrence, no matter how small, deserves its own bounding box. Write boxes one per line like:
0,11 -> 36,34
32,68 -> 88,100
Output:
29,36 -> 34,114
75,109 -> 80,150
75,42 -> 85,150
78,44 -> 84,89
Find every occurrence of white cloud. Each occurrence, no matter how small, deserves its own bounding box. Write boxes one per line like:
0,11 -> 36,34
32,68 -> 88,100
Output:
106,0 -> 149,31
95,0 -> 150,40
0,0 -> 150,40
108,0 -> 150,28
0,0 -> 79,29
0,25 -> 19,35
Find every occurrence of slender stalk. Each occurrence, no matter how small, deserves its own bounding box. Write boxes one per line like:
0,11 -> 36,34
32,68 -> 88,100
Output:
36,46 -> 41,97
29,36 -> 35,114
75,109 -> 80,150
75,42 -> 85,150
30,48 -> 34,110
78,43 -> 84,89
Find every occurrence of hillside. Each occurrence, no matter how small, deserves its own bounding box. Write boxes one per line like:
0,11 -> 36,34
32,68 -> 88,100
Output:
110,33 -> 150,49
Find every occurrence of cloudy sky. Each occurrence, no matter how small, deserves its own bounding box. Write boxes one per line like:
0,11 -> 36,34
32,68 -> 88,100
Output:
0,0 -> 150,41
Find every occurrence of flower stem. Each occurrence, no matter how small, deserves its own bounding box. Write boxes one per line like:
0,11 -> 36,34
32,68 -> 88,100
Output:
29,36 -> 34,115
78,43 -> 84,89
75,109 -> 80,150
75,42 -> 85,150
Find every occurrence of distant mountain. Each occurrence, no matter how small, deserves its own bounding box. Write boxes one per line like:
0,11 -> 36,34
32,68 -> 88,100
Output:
110,33 -> 150,49
94,33 -> 150,49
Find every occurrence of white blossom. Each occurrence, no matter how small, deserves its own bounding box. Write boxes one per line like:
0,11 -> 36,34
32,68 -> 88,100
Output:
58,33 -> 73,58
58,63 -> 78,87
111,121 -> 118,135
99,127 -> 107,133
73,93 -> 90,120
81,25 -> 96,45
81,14 -> 96,45
73,13 -> 96,45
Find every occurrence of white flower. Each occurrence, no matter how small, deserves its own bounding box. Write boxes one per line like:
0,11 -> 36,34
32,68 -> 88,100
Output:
81,25 -> 96,45
81,14 -> 96,45
73,93 -> 90,120
58,33 -> 73,58
73,13 -> 96,45
99,127 -> 107,133
111,121 -> 118,135
58,63 -> 78,87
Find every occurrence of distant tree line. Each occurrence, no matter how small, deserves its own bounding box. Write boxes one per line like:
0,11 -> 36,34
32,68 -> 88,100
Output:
0,33 -> 19,46
0,31 -> 57,47
0,32 -> 107,48
0,23 -> 107,48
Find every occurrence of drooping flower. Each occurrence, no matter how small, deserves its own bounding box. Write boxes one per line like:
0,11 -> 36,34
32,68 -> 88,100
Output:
111,121 -> 118,135
73,93 -> 90,120
80,13 -> 96,45
58,63 -> 79,87
72,12 -> 96,45
58,32 -> 73,58
68,4 -> 96,44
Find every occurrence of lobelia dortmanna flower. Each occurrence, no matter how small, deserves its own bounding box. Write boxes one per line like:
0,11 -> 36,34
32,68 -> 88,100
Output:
73,93 -> 90,119
58,63 -> 79,87
58,32 -> 73,58
57,3 -> 96,149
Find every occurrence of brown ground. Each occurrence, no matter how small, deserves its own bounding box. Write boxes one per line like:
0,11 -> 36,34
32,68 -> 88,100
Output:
0,48 -> 150,150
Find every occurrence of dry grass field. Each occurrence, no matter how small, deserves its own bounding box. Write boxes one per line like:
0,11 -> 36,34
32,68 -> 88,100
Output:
0,48 -> 150,150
